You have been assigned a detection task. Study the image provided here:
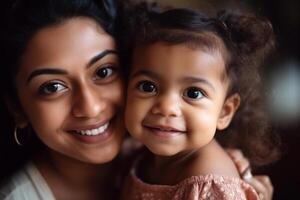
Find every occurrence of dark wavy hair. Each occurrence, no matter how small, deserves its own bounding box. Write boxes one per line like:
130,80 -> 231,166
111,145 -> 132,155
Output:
0,0 -> 120,182
120,2 -> 280,167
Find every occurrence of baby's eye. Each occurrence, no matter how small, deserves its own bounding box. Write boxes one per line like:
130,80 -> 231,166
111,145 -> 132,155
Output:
95,66 -> 114,79
39,82 -> 67,95
137,81 -> 157,93
183,87 -> 204,100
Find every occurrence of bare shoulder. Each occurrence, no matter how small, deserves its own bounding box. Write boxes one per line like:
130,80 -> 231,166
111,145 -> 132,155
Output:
185,140 -> 240,179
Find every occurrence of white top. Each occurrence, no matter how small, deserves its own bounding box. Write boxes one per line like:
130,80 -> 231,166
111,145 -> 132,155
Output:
0,162 -> 55,200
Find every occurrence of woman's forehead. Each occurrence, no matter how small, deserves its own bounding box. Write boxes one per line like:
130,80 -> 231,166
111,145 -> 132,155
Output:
19,18 -> 116,72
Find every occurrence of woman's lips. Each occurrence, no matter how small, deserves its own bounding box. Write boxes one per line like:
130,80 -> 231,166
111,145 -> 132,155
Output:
73,122 -> 110,136
68,119 -> 111,132
67,118 -> 115,144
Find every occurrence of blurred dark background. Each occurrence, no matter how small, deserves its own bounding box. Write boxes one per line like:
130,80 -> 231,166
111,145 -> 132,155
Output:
252,1 -> 298,199
1,0 -> 299,199
246,1 -> 300,199
158,0 -> 300,199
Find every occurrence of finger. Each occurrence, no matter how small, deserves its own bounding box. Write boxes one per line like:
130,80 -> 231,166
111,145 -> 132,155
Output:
236,159 -> 251,176
247,179 -> 268,200
258,192 -> 265,200
245,177 -> 270,200
242,166 -> 253,180
254,176 -> 273,197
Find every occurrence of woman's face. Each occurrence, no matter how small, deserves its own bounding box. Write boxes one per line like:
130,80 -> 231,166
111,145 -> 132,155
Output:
15,17 -> 125,164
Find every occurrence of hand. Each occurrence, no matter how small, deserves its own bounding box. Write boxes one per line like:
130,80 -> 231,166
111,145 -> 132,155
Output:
245,175 -> 273,200
226,149 -> 273,200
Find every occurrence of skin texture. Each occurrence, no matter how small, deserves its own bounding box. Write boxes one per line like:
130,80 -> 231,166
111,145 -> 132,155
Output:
13,17 -> 125,199
125,42 -> 241,184
8,17 -> 272,199
227,149 -> 274,200
126,43 -> 240,156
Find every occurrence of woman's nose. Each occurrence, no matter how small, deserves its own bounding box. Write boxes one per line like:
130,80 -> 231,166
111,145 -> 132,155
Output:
71,85 -> 104,118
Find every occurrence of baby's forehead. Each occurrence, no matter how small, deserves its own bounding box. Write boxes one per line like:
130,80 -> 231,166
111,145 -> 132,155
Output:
133,41 -> 229,81
136,29 -> 230,65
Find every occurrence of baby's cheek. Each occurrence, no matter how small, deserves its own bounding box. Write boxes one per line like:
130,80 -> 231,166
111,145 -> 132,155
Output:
187,113 -> 218,146
125,101 -> 142,135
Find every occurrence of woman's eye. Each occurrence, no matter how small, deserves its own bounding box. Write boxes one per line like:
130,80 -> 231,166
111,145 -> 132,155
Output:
39,82 -> 67,95
95,67 -> 114,79
183,87 -> 204,100
138,81 -> 157,93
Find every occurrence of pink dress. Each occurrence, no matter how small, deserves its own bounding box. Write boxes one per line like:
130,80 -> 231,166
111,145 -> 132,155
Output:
121,158 -> 260,200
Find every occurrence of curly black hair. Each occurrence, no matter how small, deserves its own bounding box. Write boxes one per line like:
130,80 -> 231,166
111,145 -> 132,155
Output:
119,1 -> 280,167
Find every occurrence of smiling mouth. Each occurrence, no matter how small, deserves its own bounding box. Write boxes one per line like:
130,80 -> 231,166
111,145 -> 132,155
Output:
73,122 -> 110,136
143,125 -> 186,133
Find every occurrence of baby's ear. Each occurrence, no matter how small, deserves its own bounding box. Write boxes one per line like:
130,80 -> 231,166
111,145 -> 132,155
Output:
5,98 -> 28,128
217,93 -> 240,130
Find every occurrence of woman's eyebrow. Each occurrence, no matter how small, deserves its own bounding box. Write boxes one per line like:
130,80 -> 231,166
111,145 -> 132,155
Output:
87,49 -> 118,68
26,49 -> 118,84
27,68 -> 67,84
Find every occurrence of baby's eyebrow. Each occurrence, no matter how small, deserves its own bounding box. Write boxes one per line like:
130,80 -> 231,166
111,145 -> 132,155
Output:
131,69 -> 160,80
182,77 -> 216,91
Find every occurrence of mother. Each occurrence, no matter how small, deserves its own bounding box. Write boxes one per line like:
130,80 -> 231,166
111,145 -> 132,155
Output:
0,0 -> 273,199
0,0 -> 124,199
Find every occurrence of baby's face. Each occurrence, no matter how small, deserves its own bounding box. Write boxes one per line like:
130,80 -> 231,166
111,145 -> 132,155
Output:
125,42 -> 238,156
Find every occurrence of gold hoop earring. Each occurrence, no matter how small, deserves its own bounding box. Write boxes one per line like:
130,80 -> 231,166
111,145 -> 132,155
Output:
14,126 -> 24,146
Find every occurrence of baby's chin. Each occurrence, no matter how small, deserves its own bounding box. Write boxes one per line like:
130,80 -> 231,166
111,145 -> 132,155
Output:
145,144 -> 183,157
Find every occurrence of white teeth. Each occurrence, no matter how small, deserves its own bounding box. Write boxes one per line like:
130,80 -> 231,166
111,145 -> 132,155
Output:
77,122 -> 109,136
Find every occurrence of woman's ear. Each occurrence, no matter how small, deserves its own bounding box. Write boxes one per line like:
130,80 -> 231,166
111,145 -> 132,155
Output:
217,93 -> 240,130
5,98 -> 28,128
